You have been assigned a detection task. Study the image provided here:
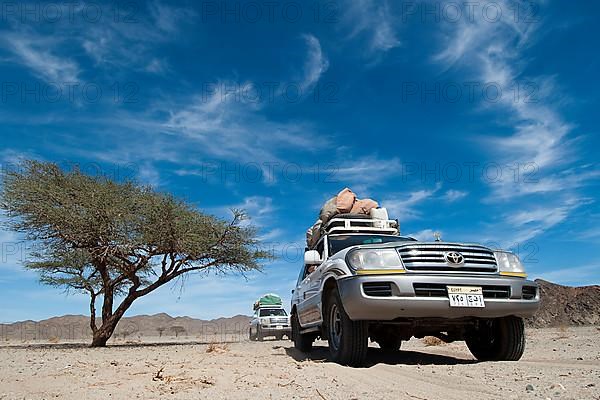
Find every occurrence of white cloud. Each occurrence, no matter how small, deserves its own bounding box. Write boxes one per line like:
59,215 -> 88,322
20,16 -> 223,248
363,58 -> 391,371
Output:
432,0 -> 598,243
342,0 -> 400,56
2,32 -> 79,83
80,2 -> 192,71
162,83 -> 321,164
382,183 -> 441,221
503,198 -> 589,243
433,0 -> 592,201
331,156 -> 403,194
301,34 -> 329,89
443,190 -> 468,202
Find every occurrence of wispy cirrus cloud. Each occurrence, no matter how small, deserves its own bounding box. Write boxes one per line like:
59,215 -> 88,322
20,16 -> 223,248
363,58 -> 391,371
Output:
301,34 -> 329,89
1,32 -> 80,82
383,183 -> 442,221
443,190 -> 468,202
433,0 -> 597,242
341,0 -> 400,58
503,198 -> 591,243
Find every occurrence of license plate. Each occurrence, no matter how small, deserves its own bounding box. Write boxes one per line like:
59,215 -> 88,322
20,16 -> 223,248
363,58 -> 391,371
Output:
276,325 -> 283,330
447,286 -> 485,308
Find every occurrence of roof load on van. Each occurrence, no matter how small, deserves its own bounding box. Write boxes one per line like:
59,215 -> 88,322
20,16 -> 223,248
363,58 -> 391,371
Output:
253,293 -> 283,310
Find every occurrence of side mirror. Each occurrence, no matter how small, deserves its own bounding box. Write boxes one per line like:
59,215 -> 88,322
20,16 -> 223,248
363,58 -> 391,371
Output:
304,250 -> 322,265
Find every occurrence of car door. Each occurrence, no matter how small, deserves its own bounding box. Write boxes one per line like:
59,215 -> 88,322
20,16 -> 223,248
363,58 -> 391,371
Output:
297,239 -> 326,326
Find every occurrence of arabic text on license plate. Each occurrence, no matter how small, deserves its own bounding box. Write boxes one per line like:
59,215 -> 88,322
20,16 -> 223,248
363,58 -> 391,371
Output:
447,286 -> 485,308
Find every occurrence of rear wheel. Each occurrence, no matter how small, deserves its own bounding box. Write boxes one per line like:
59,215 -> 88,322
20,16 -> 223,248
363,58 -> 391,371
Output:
249,327 -> 255,341
325,288 -> 368,367
376,336 -> 402,352
466,316 -> 525,361
292,312 -> 313,352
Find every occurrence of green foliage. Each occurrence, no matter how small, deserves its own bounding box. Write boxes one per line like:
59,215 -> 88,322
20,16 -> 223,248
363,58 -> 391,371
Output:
0,160 -> 270,343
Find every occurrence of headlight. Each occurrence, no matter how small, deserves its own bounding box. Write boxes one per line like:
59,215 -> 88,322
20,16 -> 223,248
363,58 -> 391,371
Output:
346,249 -> 404,270
494,251 -> 526,276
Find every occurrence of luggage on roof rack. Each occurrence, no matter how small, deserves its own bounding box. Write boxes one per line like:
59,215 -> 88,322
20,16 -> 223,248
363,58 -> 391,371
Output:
323,214 -> 399,236
253,293 -> 283,310
307,188 -> 396,247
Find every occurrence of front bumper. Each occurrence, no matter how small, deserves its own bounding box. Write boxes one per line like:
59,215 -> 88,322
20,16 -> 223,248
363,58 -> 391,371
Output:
337,274 -> 540,320
259,325 -> 291,335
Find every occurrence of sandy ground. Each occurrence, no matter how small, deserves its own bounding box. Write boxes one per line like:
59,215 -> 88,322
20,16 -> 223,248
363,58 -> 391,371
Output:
1,327 -> 599,400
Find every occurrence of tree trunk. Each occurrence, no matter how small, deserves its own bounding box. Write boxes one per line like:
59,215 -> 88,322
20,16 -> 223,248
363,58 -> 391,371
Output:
91,327 -> 113,347
89,292 -> 139,347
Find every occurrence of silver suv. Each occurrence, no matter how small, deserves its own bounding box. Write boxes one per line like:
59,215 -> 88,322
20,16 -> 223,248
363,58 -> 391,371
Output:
290,215 -> 540,366
249,307 -> 291,341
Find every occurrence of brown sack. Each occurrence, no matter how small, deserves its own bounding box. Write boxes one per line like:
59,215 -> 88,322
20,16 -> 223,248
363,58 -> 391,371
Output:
320,196 -> 338,224
336,188 -> 356,213
351,198 -> 379,215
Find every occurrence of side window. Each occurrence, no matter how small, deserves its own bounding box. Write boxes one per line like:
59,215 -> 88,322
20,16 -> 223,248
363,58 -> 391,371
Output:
297,263 -> 307,285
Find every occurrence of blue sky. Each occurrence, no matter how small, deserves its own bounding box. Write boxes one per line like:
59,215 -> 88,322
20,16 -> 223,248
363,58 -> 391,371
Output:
0,0 -> 599,322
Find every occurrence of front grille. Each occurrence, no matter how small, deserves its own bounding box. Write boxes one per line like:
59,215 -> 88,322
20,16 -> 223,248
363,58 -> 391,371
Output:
363,282 -> 393,297
522,286 -> 537,300
269,317 -> 288,324
398,244 -> 497,273
413,283 -> 510,299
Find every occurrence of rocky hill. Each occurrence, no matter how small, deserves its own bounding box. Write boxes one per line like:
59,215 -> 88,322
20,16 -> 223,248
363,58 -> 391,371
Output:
0,313 -> 251,342
1,280 -> 598,342
525,279 -> 600,327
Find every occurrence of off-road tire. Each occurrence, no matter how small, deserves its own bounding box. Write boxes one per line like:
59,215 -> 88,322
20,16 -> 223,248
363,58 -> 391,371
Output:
376,336 -> 402,352
257,327 -> 264,342
325,288 -> 369,367
292,312 -> 313,352
466,316 -> 525,361
249,328 -> 255,341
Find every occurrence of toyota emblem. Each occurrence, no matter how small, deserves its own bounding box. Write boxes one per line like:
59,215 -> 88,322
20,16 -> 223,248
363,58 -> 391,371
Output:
444,251 -> 464,265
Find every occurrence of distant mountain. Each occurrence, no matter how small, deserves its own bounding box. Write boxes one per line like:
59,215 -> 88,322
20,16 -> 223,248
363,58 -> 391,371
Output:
0,313 -> 251,341
2,279 -> 598,342
525,279 -> 600,327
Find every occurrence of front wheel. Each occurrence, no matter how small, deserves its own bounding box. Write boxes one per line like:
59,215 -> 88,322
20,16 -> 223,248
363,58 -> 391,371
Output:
257,327 -> 264,342
466,316 -> 525,361
325,288 -> 368,367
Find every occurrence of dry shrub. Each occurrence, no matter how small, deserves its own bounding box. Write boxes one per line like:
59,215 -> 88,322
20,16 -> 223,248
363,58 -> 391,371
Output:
48,336 -> 60,344
422,336 -> 444,346
206,343 -> 229,354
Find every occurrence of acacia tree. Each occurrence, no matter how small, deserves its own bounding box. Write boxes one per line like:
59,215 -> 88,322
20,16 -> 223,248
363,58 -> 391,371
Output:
0,161 -> 269,347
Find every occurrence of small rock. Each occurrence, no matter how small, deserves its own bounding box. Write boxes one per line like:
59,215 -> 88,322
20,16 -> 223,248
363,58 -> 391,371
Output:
586,383 -> 595,388
526,384 -> 535,392
577,357 -> 583,360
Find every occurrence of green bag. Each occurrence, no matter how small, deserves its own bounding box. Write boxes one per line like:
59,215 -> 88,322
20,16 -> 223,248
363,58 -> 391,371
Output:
254,293 -> 283,310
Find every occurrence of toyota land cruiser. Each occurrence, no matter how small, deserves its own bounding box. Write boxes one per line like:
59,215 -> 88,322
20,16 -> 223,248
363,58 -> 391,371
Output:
290,213 -> 540,366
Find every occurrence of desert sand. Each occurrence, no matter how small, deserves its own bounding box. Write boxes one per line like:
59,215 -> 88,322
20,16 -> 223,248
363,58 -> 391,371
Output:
1,327 -> 599,400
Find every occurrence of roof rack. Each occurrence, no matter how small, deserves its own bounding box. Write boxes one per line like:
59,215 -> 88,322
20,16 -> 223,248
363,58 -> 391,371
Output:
323,215 -> 399,235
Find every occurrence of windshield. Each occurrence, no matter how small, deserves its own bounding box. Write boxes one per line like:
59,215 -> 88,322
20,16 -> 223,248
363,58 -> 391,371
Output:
328,234 -> 415,256
259,309 -> 287,317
